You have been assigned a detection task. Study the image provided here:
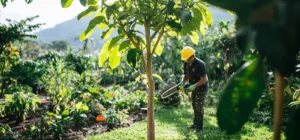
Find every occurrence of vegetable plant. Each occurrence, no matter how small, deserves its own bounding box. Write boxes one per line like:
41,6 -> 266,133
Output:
0,91 -> 40,123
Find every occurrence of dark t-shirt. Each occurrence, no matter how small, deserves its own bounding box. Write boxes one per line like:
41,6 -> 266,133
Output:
184,57 -> 207,85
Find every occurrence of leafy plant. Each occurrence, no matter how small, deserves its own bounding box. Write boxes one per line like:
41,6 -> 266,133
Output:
39,58 -> 76,104
64,48 -> 93,84
70,102 -> 89,125
5,84 -> 32,94
46,108 -> 71,139
0,16 -> 43,97
0,123 -> 15,139
0,91 -> 41,123
117,109 -> 129,126
101,84 -> 147,112
22,124 -> 40,139
9,60 -> 45,93
103,106 -> 119,129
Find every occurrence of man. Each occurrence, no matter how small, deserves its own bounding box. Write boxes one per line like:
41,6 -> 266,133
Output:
180,46 -> 209,133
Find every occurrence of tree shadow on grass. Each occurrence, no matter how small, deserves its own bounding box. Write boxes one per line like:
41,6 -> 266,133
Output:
154,102 -> 248,140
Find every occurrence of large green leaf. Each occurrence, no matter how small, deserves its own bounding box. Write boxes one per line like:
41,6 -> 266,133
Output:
217,59 -> 267,134
108,35 -> 124,51
98,39 -> 111,67
119,40 -> 130,52
98,23 -> 107,29
180,21 -> 194,36
152,38 -> 163,56
76,102 -> 83,111
77,6 -> 98,20
180,6 -> 206,36
106,5 -> 117,19
62,110 -> 69,116
166,20 -> 182,32
101,27 -> 115,40
82,105 -> 89,111
127,48 -> 142,68
80,0 -> 87,6
181,10 -> 192,24
167,1 -> 175,13
192,7 -> 203,22
152,74 -> 163,81
61,0 -> 73,8
104,91 -> 112,99
109,46 -> 121,69
288,101 -> 300,106
125,0 -> 133,7
155,41 -> 163,56
88,0 -> 98,5
198,4 -> 212,27
189,31 -> 199,45
80,16 -> 105,41
5,94 -> 13,102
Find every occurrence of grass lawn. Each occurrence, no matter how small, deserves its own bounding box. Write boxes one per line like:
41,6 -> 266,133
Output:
87,102 -> 285,140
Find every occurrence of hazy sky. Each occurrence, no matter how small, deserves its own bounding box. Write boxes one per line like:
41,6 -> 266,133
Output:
0,0 -> 85,30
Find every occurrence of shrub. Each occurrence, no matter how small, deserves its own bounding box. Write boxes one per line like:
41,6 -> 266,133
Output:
103,106 -> 119,129
9,60 -> 46,93
0,91 -> 41,123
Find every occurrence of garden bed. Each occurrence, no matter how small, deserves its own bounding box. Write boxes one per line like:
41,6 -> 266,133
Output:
0,106 -> 147,140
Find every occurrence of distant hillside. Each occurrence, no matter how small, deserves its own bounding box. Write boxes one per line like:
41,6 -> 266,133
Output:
35,7 -> 234,49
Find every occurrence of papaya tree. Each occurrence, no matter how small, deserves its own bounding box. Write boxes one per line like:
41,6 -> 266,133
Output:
61,0 -> 212,139
203,0 -> 300,140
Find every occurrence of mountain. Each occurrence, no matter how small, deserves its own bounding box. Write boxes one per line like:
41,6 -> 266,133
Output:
35,7 -> 235,49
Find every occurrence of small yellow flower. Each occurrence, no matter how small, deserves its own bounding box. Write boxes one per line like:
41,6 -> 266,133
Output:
179,86 -> 184,92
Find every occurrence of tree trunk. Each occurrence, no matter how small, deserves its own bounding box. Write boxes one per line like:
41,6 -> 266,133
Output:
273,70 -> 284,140
146,56 -> 155,140
145,18 -> 155,140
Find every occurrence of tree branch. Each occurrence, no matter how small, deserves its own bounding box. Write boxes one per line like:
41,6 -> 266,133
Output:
112,13 -> 139,49
150,25 -> 162,40
151,9 -> 168,56
151,28 -> 164,55
111,11 -> 147,72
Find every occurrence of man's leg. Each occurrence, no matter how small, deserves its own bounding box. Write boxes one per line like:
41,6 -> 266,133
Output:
193,88 -> 208,131
188,90 -> 196,129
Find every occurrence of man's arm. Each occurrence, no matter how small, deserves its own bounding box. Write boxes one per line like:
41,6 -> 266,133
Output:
194,74 -> 208,87
182,63 -> 188,84
182,74 -> 189,83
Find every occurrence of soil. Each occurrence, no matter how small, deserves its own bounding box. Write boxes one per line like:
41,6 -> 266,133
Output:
0,104 -> 147,140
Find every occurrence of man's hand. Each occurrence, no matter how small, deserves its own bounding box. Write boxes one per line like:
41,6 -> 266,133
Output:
187,85 -> 196,91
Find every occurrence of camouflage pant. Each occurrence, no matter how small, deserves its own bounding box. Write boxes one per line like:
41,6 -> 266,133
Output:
191,86 -> 208,129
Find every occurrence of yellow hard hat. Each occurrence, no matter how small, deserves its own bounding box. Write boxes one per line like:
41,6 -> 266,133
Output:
181,46 -> 195,61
